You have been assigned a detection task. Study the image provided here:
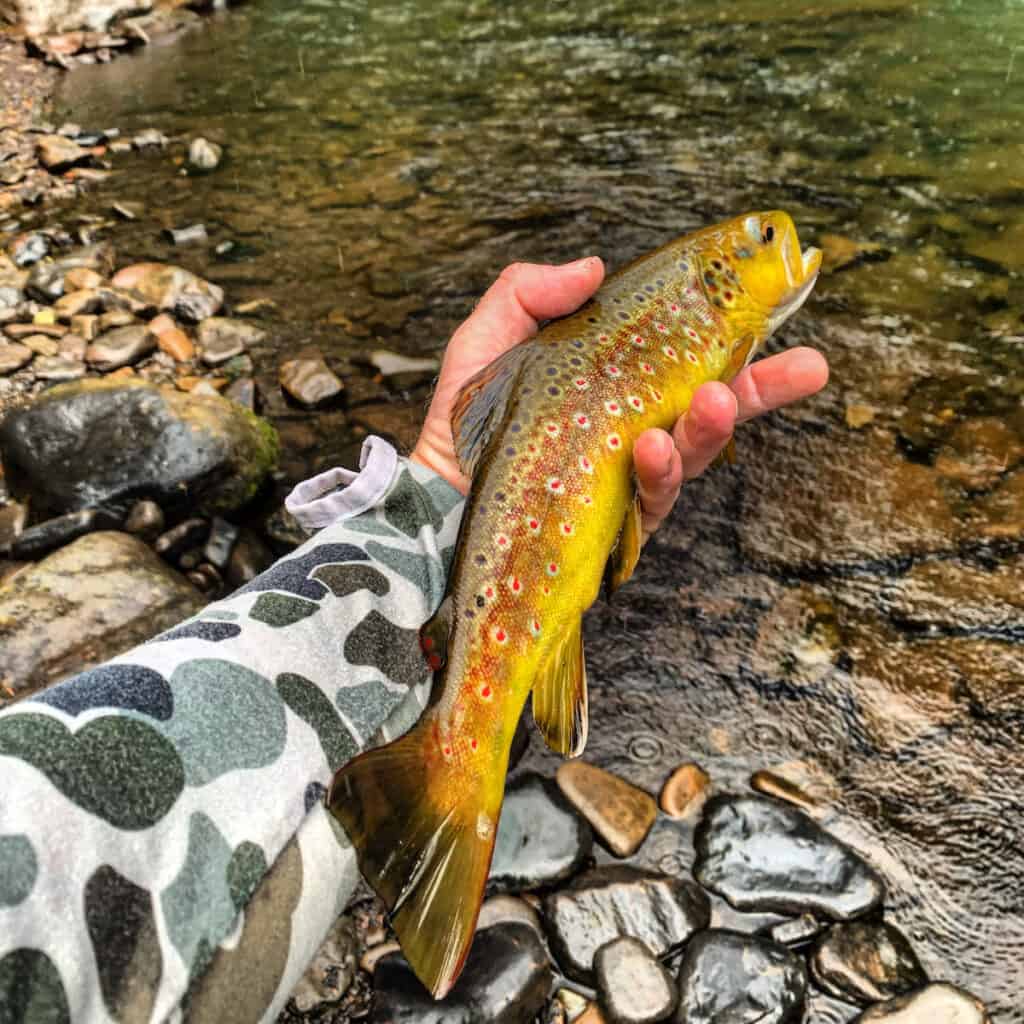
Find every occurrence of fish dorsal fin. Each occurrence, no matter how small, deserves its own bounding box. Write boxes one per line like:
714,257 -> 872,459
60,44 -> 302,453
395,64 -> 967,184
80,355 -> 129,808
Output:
532,616 -> 588,757
451,342 -> 537,478
419,595 -> 452,672
604,490 -> 644,596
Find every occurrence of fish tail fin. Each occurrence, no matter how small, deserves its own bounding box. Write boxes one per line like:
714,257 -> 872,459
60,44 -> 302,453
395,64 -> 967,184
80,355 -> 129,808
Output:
326,715 -> 501,999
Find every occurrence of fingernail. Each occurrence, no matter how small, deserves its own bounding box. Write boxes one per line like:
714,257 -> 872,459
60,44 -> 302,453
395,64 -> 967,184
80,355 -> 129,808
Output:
566,256 -> 598,269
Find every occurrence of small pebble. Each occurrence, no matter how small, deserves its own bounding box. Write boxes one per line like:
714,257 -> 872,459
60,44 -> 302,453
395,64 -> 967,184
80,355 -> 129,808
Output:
769,913 -> 826,948
359,940 -> 400,975
165,224 -> 208,246
659,762 -> 710,819
280,347 -> 344,407
750,770 -> 818,814
188,137 -> 223,172
124,500 -> 165,541
203,516 -> 240,570
155,518 -> 209,561
0,342 -> 33,375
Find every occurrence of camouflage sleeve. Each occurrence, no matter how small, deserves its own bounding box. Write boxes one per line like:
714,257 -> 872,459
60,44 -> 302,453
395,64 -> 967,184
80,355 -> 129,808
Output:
0,438 -> 465,1024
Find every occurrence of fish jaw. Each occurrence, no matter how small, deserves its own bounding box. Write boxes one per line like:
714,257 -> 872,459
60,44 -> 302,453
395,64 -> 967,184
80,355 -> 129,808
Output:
769,215 -> 821,335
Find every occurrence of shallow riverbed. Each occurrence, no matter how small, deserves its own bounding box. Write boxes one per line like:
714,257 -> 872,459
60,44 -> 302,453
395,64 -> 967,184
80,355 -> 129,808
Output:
54,1 -> 1024,1018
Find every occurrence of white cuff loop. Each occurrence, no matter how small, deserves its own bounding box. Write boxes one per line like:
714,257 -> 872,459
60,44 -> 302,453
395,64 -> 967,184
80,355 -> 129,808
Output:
284,435 -> 400,530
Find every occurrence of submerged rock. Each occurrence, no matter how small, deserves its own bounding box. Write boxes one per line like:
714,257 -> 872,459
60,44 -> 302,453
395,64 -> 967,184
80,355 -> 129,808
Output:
490,772 -> 592,893
36,134 -> 92,172
542,866 -> 709,984
556,760 -> 657,857
595,937 -> 678,1024
371,922 -> 551,1024
198,317 -> 264,365
810,921 -> 927,1006
280,347 -> 344,407
694,796 -> 885,920
188,137 -> 223,172
109,263 -> 223,322
0,378 -> 278,519
0,531 -> 203,704
675,929 -> 807,1024
852,983 -> 990,1023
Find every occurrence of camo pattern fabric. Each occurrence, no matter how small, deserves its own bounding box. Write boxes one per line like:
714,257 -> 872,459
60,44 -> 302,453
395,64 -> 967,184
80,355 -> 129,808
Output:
0,446 -> 465,1023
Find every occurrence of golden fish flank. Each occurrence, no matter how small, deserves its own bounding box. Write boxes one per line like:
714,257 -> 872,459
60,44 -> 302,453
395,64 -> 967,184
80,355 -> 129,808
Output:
327,210 -> 822,998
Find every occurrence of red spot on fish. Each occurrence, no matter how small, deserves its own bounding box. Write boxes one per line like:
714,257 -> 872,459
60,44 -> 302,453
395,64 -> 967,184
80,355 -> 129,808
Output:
632,334 -> 645,347
526,517 -> 541,533
548,478 -> 564,493
605,365 -> 622,378
640,361 -> 655,374
687,351 -> 699,365
496,534 -> 509,548
655,322 -> 668,333
629,395 -> 644,411
444,745 -> 452,756
470,738 -> 478,751
581,495 -> 594,506
579,455 -> 594,474
428,653 -> 442,671
599,333 -> 609,341
542,584 -> 551,595
545,422 -> 560,436
485,586 -> 495,599
530,618 -> 541,637
508,576 -> 522,594
574,377 -> 589,390
670,303 -> 680,313
493,627 -> 507,644
575,413 -> 590,428
547,562 -> 559,577
561,522 -> 574,536
481,685 -> 492,698
528,443 -> 538,453
607,433 -> 622,450
663,345 -> 678,361
605,400 -> 621,415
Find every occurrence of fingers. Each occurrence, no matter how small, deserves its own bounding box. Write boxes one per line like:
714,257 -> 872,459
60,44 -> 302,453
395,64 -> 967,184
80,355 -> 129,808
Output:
450,257 -> 605,355
732,346 -> 829,423
635,429 -> 684,539
672,382 -> 738,482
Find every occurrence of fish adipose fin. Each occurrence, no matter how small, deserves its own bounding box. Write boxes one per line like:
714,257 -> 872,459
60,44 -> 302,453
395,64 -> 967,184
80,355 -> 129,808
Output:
327,718 -> 501,999
532,616 -> 588,757
451,342 -> 537,477
604,491 -> 644,596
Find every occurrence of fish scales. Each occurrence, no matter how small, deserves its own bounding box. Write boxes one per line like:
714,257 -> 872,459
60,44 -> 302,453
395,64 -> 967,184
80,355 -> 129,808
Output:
328,211 -> 822,999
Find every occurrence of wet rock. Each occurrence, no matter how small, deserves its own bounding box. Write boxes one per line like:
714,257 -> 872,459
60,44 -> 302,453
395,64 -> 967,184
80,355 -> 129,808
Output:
8,232 -> 49,268
852,983 -> 990,1024
819,234 -> 886,274
0,531 -> 202,704
362,941 -> 401,976
371,923 -> 551,1024
0,502 -> 27,549
933,416 -> 1024,491
810,921 -> 927,1006
675,930 -> 807,1024
489,773 -> 592,894
133,129 -> 167,149
659,764 -> 710,820
97,309 -> 137,331
970,467 -> 1024,540
31,355 -> 86,381
0,378 -> 278,518
188,137 -> 223,172
290,915 -> 358,1013
694,796 -> 885,920
203,516 -> 239,570
360,347 -> 439,389
123,499 -> 164,541
542,866 -> 710,984
749,771 -> 818,815
0,342 -> 32,374
595,937 -> 677,1024
476,895 -> 545,941
224,375 -> 255,411
768,914 -> 826,948
224,527 -> 273,588
85,323 -> 156,370
198,317 -> 264,365
556,761 -> 657,857
55,289 -> 102,319
36,134 -> 92,171
165,224 -> 208,246
280,347 -> 344,407
65,267 -> 104,291
20,334 -> 59,356
149,312 -> 194,361
13,0 -> 152,36
5,508 -> 122,559
154,518 -> 209,561
110,263 -> 223,322
70,313 -> 100,341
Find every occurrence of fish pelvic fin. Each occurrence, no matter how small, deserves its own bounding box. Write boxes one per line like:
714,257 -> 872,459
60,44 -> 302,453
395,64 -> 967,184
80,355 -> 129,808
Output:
326,716 -> 502,999
604,490 -> 644,597
531,616 -> 588,757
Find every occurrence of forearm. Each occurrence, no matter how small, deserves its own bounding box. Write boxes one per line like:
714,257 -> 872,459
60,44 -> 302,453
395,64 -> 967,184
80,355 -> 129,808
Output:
0,439 -> 464,1023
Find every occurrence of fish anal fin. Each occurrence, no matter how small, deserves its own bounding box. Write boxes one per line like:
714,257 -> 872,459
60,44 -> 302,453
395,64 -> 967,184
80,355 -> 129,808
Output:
531,617 -> 588,757
604,491 -> 643,597
327,716 -> 502,999
450,342 -> 536,478
420,595 -> 452,672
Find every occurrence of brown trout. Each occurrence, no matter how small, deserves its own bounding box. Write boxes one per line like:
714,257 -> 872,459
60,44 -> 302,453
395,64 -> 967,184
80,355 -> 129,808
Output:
328,211 -> 822,998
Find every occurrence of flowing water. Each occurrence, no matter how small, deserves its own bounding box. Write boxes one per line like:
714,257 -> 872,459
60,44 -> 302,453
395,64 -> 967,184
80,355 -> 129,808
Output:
55,1 -> 1024,1018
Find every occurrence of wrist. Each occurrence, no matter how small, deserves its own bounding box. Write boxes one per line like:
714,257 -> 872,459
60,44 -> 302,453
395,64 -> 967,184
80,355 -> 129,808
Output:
410,432 -> 470,496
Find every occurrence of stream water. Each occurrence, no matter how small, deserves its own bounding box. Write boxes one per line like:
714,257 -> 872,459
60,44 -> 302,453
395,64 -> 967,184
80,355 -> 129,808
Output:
55,1 -> 1024,1019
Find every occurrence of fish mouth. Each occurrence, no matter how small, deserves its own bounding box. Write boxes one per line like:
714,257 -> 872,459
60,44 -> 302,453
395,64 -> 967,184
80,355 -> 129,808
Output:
769,222 -> 822,334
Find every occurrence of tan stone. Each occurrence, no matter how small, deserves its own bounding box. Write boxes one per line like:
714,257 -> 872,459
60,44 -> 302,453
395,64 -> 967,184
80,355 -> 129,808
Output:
150,313 -> 195,362
659,763 -> 710,820
556,761 -> 657,858
70,314 -> 99,341
750,770 -> 818,814
64,267 -> 104,291
845,403 -> 877,429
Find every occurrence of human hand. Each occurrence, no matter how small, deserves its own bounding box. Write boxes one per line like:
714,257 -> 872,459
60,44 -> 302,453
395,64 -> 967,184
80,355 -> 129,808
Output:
410,258 -> 829,539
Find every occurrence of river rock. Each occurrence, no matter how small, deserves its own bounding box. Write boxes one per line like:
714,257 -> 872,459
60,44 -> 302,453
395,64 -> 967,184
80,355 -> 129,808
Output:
768,914 -> 826,948
0,502 -> 27,549
476,895 -> 545,941
7,232 -> 48,268
595,937 -> 677,1024
810,921 -> 927,1005
280,347 -> 344,406
852,983 -> 990,1024
224,376 -> 255,411
55,288 -> 102,319
370,923 -> 551,1024
154,518 -> 209,561
675,930 -> 807,1024
36,134 -> 92,172
933,416 -> 1024,492
225,528 -> 274,588
20,334 -> 59,356
6,509 -> 121,559
361,347 -> 439,389
146,313 -> 193,361
0,378 -> 278,518
0,342 -> 32,374
198,317 -> 264,365
556,761 -> 657,857
203,516 -> 239,570
110,263 -> 223,322
58,334 -> 87,361
85,323 -> 156,370
0,531 -> 203,704
659,763 -> 710,820
489,773 -> 592,894
65,267 -> 104,291
290,915 -> 358,1013
188,137 -> 223,172
694,796 -> 885,920
32,356 -> 87,381
542,866 -> 710,984
165,224 -> 208,247
71,314 -> 99,341
7,0 -> 153,35
123,499 -> 165,541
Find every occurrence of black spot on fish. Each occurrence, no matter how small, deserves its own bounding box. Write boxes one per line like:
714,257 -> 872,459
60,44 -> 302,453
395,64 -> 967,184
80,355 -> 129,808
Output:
645,284 -> 655,293
546,366 -> 558,376
475,554 -> 487,565
571,340 -> 584,349
505,446 -> 516,457
618,311 -> 629,320
494,491 -> 506,502
547,386 -> 560,396
476,595 -> 486,608
634,292 -> 645,301
464,609 -> 475,619
570,357 -> 582,367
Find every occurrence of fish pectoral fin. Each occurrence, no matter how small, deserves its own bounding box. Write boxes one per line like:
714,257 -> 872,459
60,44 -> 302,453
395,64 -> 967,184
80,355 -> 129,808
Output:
711,436 -> 737,468
450,341 -> 537,477
604,490 -> 644,597
420,595 -> 452,672
327,714 -> 502,999
531,616 -> 588,758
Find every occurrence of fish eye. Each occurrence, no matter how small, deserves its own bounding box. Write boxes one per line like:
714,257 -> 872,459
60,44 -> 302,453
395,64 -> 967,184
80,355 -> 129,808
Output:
762,225 -> 775,244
